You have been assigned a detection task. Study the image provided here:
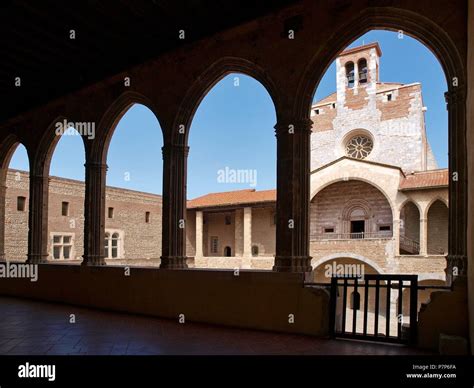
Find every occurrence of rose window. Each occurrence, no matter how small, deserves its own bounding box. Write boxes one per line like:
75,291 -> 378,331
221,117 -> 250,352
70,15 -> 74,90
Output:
346,135 -> 373,159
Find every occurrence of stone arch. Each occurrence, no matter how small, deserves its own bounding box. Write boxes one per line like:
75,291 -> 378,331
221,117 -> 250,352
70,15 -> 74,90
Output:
295,7 -> 464,118
311,177 -> 396,218
295,7 -> 466,275
424,196 -> 449,219
173,56 -> 282,146
427,199 -> 449,255
93,91 -> 163,165
32,115 -> 87,177
399,200 -> 421,255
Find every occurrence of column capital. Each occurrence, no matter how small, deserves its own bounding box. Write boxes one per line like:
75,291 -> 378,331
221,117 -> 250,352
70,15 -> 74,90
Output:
162,144 -> 190,157
444,87 -> 466,106
274,118 -> 313,136
84,161 -> 108,171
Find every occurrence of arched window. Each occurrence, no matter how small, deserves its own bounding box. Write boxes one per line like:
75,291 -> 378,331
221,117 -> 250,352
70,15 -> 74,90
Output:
358,58 -> 368,83
251,245 -> 259,256
224,246 -> 232,257
104,232 -> 121,259
345,62 -> 355,88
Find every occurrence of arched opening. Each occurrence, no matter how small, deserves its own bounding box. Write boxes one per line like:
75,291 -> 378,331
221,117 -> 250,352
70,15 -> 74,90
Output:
48,126 -> 85,261
310,180 -> 393,244
104,104 -> 163,266
4,144 -> 30,262
187,73 -> 277,269
358,58 -> 368,84
400,202 -> 421,255
345,62 -> 355,88
309,29 -> 449,281
427,200 -> 448,255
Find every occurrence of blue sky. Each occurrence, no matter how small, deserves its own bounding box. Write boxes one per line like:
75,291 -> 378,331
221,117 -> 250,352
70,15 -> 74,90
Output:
9,30 -> 447,199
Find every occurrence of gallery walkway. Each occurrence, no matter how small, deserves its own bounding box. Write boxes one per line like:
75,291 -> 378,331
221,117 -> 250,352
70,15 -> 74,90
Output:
0,296 -> 432,355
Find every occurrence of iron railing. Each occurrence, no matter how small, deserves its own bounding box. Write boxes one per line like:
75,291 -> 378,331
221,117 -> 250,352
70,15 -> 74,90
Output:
312,232 -> 392,241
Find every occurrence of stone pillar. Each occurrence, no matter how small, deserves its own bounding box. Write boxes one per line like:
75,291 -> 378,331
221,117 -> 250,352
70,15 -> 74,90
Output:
82,161 -> 107,266
160,143 -> 189,269
273,118 -> 312,272
234,208 -> 243,256
445,88 -> 468,282
420,217 -> 428,256
393,219 -> 400,256
0,174 -> 6,261
195,210 -> 203,258
26,174 -> 49,264
243,207 -> 252,257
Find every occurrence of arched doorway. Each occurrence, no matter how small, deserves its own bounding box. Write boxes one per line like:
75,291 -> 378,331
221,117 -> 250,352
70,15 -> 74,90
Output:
400,202 -> 421,255
427,200 -> 448,255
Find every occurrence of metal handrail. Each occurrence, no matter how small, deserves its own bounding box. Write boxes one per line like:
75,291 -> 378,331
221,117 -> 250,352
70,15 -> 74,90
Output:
311,232 -> 392,241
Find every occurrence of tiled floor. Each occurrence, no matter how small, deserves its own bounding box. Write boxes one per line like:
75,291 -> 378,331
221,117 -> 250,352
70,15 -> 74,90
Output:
0,296 -> 432,355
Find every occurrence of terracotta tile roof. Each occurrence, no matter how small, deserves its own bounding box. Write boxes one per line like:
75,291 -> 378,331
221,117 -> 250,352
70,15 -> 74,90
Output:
187,189 -> 276,209
340,42 -> 382,57
399,169 -> 449,190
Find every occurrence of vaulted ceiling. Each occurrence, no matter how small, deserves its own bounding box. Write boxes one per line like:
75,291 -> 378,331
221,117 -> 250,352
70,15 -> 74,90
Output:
0,0 -> 297,122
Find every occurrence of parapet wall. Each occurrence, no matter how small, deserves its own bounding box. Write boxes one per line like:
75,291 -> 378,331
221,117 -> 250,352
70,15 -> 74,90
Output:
0,264 -> 330,337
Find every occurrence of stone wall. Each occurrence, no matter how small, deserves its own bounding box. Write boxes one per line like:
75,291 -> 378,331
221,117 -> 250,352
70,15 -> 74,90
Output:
5,170 -> 162,262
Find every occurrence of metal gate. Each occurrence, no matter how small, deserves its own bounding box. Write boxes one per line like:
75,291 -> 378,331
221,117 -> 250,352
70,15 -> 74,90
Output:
329,274 -> 418,344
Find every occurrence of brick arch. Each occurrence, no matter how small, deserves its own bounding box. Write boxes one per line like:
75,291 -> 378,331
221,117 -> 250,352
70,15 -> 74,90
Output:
172,56 -> 282,146
92,91 -> 163,165
294,7 -> 463,119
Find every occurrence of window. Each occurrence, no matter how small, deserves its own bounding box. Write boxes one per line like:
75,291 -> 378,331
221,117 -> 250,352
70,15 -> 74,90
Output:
104,231 -> 121,259
145,211 -> 150,223
387,93 -> 392,101
51,234 -> 74,260
332,103 -> 336,109
17,196 -> 26,211
324,227 -> 335,233
314,109 -> 320,115
108,207 -> 114,219
224,246 -> 232,257
61,201 -> 69,216
210,236 -> 218,254
346,135 -> 373,159
252,245 -> 259,256
358,58 -> 368,83
345,62 -> 355,88
225,215 -> 231,225
379,225 -> 391,231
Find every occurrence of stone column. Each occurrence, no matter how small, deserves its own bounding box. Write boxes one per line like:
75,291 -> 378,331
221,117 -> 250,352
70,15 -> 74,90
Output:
195,210 -> 203,258
243,207 -> 252,256
82,161 -> 107,266
160,143 -> 189,269
26,174 -> 49,264
0,173 -> 6,261
234,208 -> 243,257
445,88 -> 468,282
420,218 -> 428,256
273,118 -> 312,272
393,219 -> 400,256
